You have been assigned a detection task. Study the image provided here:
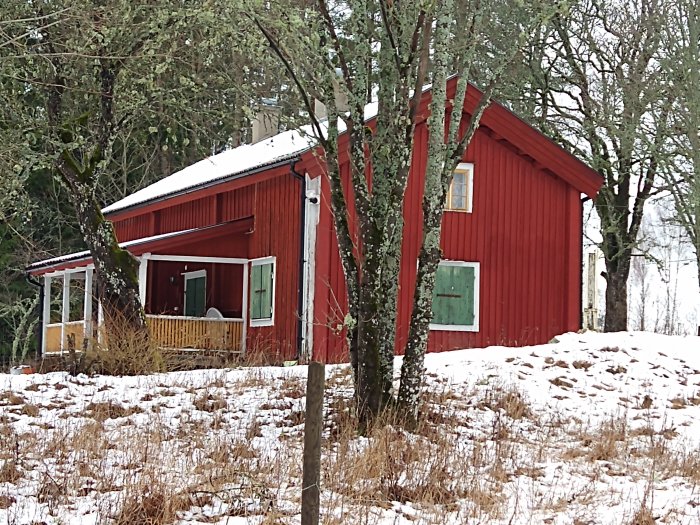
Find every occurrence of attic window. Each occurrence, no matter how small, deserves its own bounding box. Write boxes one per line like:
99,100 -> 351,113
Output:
446,163 -> 474,212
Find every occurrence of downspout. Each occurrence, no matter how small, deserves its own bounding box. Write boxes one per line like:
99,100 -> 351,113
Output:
580,196 -> 590,330
26,273 -> 43,360
290,160 -> 307,361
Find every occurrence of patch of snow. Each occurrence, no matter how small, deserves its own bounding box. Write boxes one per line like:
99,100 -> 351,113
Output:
2,331 -> 700,524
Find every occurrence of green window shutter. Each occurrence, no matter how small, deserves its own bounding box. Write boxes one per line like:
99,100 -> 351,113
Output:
432,264 -> 476,326
250,262 -> 274,320
251,264 -> 262,319
185,276 -> 206,317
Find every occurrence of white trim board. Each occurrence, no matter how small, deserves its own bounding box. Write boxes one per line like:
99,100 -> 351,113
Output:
149,255 -> 248,265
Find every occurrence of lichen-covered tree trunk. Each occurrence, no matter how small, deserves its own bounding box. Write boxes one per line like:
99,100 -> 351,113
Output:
396,20 -> 452,414
397,0 -> 504,417
77,199 -> 145,334
60,162 -> 146,336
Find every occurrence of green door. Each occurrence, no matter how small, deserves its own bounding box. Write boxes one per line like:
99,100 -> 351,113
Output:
185,276 -> 206,317
432,264 -> 475,326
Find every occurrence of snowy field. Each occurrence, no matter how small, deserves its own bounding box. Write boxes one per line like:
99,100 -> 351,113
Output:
1,331 -> 700,524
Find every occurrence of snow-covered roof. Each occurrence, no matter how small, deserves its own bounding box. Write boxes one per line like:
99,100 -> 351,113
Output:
103,129 -> 315,214
103,101 -> 381,215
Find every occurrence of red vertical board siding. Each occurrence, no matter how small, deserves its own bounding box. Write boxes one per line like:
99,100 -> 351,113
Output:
313,118 -> 580,362
113,215 -> 151,242
220,185 -> 255,221
312,166 -> 349,363
158,198 -> 212,234
145,184 -> 257,237
246,173 -> 302,361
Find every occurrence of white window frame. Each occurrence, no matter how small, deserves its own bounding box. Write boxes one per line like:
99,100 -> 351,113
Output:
183,269 -> 207,317
429,260 -> 480,332
445,162 -> 474,213
250,256 -> 276,327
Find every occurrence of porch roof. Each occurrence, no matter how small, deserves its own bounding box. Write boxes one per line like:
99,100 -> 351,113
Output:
27,217 -> 254,276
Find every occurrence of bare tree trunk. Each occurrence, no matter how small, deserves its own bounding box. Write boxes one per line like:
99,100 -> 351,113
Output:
603,261 -> 630,333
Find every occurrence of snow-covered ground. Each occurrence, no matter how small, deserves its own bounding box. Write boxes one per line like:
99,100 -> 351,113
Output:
1,331 -> 700,524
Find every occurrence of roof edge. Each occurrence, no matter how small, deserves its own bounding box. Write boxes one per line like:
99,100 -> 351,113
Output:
104,155 -> 303,218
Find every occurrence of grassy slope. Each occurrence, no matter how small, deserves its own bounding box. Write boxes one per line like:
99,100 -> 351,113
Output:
1,331 -> 700,524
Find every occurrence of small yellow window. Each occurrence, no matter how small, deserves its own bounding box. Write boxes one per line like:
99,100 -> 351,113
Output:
446,163 -> 474,212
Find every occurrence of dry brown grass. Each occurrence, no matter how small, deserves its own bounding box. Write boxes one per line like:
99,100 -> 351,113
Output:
113,489 -> 191,525
89,315 -> 168,376
3,359 -> 700,524
85,401 -> 143,421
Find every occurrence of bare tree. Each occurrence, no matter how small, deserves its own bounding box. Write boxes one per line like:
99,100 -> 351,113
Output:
254,0 -> 554,420
660,0 -> 700,334
509,0 -> 674,332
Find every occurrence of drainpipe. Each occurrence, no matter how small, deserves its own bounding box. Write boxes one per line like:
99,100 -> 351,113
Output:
290,160 -> 307,361
26,273 -> 43,360
580,196 -> 590,330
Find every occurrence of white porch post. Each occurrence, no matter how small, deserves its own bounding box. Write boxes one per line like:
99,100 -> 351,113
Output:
61,272 -> 70,354
138,253 -> 150,306
241,261 -> 248,354
97,300 -> 104,346
83,268 -> 93,347
42,275 -> 51,356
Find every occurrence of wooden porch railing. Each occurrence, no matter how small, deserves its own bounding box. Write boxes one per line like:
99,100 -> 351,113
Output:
44,316 -> 244,354
147,315 -> 244,352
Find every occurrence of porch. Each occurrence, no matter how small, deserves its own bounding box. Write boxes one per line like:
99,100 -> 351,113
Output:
40,252 -> 252,355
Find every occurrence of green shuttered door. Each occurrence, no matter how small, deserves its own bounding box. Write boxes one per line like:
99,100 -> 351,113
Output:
251,263 -> 273,320
432,265 -> 475,326
185,276 -> 206,317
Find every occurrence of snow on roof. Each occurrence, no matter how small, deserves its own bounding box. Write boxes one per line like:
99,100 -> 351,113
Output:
103,102 -> 382,215
103,129 -> 315,214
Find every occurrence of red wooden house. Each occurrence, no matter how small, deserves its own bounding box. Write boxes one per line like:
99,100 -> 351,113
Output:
28,80 -> 603,362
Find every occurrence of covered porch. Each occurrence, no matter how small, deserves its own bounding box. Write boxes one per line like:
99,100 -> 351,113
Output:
31,220 -> 260,356
39,255 -> 249,355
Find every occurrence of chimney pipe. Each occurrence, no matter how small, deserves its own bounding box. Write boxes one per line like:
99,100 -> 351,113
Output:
251,98 -> 280,144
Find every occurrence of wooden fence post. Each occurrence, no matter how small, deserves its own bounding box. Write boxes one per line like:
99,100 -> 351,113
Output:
301,361 -> 325,525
